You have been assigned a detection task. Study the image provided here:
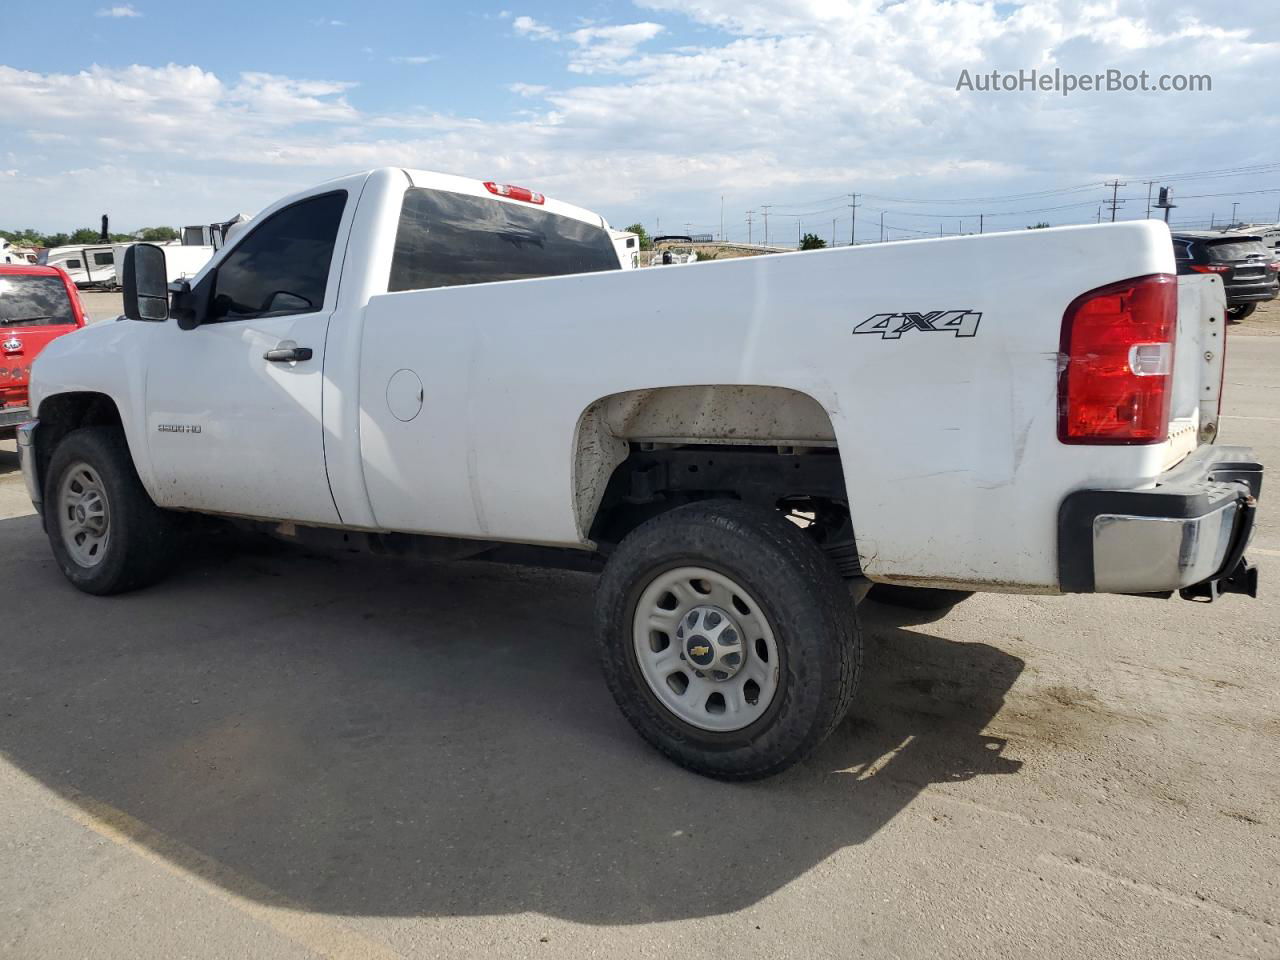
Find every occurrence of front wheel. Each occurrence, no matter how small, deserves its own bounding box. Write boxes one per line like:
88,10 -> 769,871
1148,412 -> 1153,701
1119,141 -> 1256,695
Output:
1227,303 -> 1256,323
44,426 -> 180,595
595,501 -> 861,780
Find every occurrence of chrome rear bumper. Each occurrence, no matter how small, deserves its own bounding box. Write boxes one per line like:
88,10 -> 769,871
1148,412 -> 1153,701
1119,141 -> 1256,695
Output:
1059,445 -> 1261,600
16,419 -> 41,513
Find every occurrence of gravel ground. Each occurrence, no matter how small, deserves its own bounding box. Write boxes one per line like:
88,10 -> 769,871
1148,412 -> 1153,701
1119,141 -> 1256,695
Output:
0,334 -> 1276,960
1237,296 -> 1280,336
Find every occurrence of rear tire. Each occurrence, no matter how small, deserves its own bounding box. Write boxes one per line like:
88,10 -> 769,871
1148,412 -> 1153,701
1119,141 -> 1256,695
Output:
595,501 -> 861,780
867,583 -> 974,611
44,426 -> 180,595
1226,303 -> 1256,323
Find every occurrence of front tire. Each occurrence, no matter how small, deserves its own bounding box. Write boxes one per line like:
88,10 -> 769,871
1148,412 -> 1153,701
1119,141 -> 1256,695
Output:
44,427 -> 180,595
1227,303 -> 1256,323
595,501 -> 861,780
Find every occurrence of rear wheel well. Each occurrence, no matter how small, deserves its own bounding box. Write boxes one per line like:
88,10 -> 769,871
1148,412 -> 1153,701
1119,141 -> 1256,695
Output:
588,443 -> 861,578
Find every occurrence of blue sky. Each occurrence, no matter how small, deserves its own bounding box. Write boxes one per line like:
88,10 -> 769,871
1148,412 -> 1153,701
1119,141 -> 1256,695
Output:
3,2 -> 675,117
3,1 -> 1279,239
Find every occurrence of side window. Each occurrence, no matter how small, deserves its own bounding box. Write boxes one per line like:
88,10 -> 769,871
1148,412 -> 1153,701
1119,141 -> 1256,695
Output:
208,191 -> 346,323
93,252 -> 114,266
65,259 -> 82,269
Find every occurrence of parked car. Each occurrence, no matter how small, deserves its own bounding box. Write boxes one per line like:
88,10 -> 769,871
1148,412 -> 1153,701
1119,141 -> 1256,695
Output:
1172,231 -> 1279,321
0,265 -> 88,439
17,169 -> 1262,779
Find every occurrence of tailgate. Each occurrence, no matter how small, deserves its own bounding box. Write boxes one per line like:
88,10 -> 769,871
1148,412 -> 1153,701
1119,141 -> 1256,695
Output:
1163,274 -> 1228,469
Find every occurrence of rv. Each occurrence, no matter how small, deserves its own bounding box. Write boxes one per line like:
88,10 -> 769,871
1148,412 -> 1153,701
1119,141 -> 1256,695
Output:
609,229 -> 640,269
40,244 -> 118,287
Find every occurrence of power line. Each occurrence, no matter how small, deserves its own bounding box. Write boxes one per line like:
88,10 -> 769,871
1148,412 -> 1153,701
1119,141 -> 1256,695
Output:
862,182 -> 1103,205
1105,179 -> 1126,222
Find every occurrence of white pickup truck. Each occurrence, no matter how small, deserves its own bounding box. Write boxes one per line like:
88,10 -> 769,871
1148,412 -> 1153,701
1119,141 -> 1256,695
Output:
17,167 -> 1263,779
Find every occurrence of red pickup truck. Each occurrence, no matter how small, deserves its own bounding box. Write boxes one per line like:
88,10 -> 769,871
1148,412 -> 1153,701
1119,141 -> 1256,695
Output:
1,265 -> 88,439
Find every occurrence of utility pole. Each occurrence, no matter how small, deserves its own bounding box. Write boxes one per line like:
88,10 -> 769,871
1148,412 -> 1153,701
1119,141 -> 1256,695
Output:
1105,179 -> 1126,222
879,211 -> 885,242
979,213 -> 984,234
761,205 -> 771,246
1210,212 -> 1216,229
797,218 -> 801,248
720,195 -> 724,241
1231,201 -> 1239,226
832,218 -> 836,247
848,193 -> 859,246
746,210 -> 755,245
1144,180 -> 1155,218
1096,205 -> 1102,223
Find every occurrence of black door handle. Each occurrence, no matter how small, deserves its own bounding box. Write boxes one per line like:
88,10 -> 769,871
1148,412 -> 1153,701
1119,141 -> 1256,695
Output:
263,346 -> 313,362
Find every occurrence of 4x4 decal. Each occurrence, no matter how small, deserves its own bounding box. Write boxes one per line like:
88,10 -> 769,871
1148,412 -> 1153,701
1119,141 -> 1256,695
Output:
853,309 -> 982,340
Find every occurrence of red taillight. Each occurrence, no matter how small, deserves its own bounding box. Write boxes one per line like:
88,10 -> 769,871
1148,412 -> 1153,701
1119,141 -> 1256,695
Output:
483,181 -> 545,204
1058,274 -> 1177,445
1188,264 -> 1231,274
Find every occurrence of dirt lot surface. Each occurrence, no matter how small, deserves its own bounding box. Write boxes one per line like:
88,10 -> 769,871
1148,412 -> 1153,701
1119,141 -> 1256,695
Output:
78,289 -> 124,323
1237,296 -> 1280,336
0,336 -> 1276,960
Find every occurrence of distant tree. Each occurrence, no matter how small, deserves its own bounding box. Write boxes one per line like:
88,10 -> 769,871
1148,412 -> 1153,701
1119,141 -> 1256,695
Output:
624,223 -> 652,250
139,226 -> 180,242
69,227 -> 103,244
43,233 -> 70,248
1026,221 -> 1051,229
800,233 -> 827,250
0,228 -> 45,246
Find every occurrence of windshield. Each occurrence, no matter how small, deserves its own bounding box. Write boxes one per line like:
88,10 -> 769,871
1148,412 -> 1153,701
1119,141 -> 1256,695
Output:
0,274 -> 74,326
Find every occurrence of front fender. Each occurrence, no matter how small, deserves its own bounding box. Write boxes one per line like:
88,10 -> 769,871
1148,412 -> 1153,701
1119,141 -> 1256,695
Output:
30,320 -> 157,500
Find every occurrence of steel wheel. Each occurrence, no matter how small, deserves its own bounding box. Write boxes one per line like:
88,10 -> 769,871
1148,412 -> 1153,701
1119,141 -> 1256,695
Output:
57,461 -> 111,568
632,565 -> 780,732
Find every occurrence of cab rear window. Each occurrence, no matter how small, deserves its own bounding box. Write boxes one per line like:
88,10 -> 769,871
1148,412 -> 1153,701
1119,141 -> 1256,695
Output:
0,275 -> 74,327
388,187 -> 620,293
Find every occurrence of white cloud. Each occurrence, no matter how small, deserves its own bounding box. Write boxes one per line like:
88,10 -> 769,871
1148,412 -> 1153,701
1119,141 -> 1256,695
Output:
5,2 -> 1280,232
390,55 -> 439,65
512,16 -> 665,71
565,22 -> 665,73
512,16 -> 559,40
310,18 -> 345,27
96,4 -> 141,17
